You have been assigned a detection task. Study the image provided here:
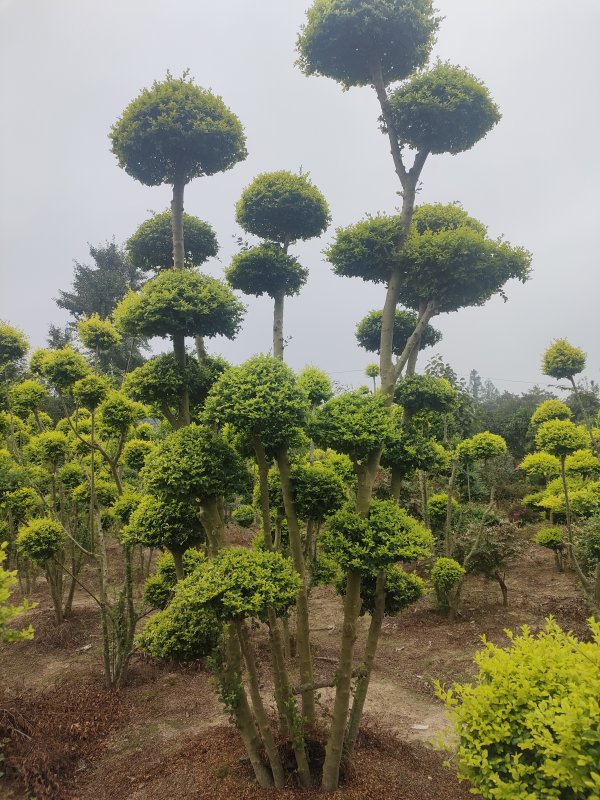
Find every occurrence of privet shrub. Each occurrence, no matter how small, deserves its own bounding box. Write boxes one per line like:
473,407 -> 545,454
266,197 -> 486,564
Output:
535,527 -> 567,571
232,504 -> 255,528
437,618 -> 600,799
428,493 -> 458,534
143,549 -> 206,610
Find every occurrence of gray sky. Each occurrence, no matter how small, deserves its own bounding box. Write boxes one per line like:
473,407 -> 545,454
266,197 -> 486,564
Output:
1,0 -> 599,393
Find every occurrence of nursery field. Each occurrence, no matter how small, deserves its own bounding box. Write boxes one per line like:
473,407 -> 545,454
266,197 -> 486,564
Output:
0,529 -> 588,799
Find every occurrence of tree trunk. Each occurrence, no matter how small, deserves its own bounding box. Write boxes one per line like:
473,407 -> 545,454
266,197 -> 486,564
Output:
251,432 -> 273,550
172,333 -> 190,427
321,569 -> 362,791
276,448 -> 315,725
493,570 -> 508,606
345,569 -> 386,758
172,549 -> 185,581
236,621 -> 285,789
202,497 -> 226,555
419,470 -> 430,529
273,291 -> 285,360
390,467 -> 402,502
445,460 -> 458,556
171,177 -> 185,269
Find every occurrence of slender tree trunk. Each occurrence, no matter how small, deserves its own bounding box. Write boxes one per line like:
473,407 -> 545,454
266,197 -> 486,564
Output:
345,569 -> 386,758
172,334 -> 190,426
560,456 -> 590,589
202,497 -> 227,555
171,177 -> 186,269
322,569 -> 362,791
445,460 -> 458,556
273,291 -> 285,361
419,470 -> 430,529
252,432 -> 273,550
236,622 -> 285,788
493,570 -> 508,606
276,448 -> 315,725
390,467 -> 402,502
569,376 -> 598,455
172,549 -> 185,581
224,625 -> 273,788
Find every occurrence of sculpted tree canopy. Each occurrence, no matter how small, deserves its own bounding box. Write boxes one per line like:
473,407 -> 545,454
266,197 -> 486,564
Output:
127,211 -> 219,272
297,0 -> 438,88
110,75 -> 247,186
356,309 -> 441,356
542,339 -> 586,381
387,62 -> 500,155
226,245 -> 308,299
114,270 -> 245,341
236,170 -> 330,243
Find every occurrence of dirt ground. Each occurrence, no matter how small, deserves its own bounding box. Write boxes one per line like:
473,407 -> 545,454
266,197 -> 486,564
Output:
0,529 -> 590,800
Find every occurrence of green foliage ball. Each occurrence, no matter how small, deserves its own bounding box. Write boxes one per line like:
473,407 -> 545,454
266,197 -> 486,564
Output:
17,518 -> 64,564
428,493 -> 458,533
297,367 -> 333,407
39,347 -> 90,392
127,210 -> 218,271
232,504 -> 255,528
535,419 -> 589,458
77,314 -> 121,351
8,380 -> 48,417
226,244 -> 308,298
0,322 -> 28,366
122,439 -> 155,472
358,564 -> 425,616
519,452 -> 561,481
394,374 -> 456,414
430,557 -> 464,610
534,527 -> 566,552
457,431 -> 507,463
355,308 -> 441,356
110,75 -> 247,186
291,462 -> 347,521
235,170 -> 330,242
531,399 -> 573,426
542,339 -> 586,381
124,494 -> 204,552
72,374 -> 111,410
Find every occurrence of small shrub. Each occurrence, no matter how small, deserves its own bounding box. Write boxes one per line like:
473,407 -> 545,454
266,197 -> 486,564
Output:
535,526 -> 567,571
232,504 -> 255,528
437,618 -> 600,799
431,557 -> 464,617
576,516 -> 600,576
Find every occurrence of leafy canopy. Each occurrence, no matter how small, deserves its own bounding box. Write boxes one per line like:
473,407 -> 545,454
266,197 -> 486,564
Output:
0,322 -> 28,367
236,170 -> 330,242
110,74 -> 247,186
226,244 -> 308,299
114,269 -> 245,340
531,399 -> 573,426
542,339 -> 586,381
387,61 -> 500,155
127,211 -> 219,272
535,419 -> 589,459
356,308 -> 441,356
297,0 -> 438,88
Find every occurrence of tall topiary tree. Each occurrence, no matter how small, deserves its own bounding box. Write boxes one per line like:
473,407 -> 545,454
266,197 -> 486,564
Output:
229,171 -> 330,359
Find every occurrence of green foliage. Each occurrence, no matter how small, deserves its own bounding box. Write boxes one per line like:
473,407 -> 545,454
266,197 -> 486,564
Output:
124,494 -> 204,552
358,564 -> 425,616
431,557 -> 464,611
114,269 -> 245,340
519,452 -> 561,481
457,432 -> 507,463
542,339 -> 586,381
0,322 -> 28,367
235,170 -> 330,242
534,527 -> 567,552
565,449 -> 600,478
531,399 -> 573,426
291,462 -> 346,521
365,363 -> 379,380
8,380 -> 48,417
205,355 -> 309,451
297,0 -> 438,88
25,431 -> 70,467
77,314 -> 121,351
309,388 -> 394,462
461,524 -> 521,579
110,74 -> 247,186
124,352 -> 228,411
3,487 -> 41,523
576,516 -> 600,575
535,419 -> 589,458
395,374 -> 456,414
311,550 -> 340,587
428,493 -> 458,533
323,499 -> 433,573
356,308 -> 441,356
142,424 -> 248,503
326,214 -> 405,284
143,548 -> 207,609
39,347 -> 90,392
232,504 -> 255,528
297,366 -> 333,406
1,542 -> 34,643
226,244 -> 308,298
387,61 -> 500,155
111,490 -> 143,526
122,438 -> 155,472
17,518 -> 64,564
437,619 -> 600,799
97,391 -> 146,437
127,210 -> 218,271
72,479 -> 118,507
72,373 -> 111,410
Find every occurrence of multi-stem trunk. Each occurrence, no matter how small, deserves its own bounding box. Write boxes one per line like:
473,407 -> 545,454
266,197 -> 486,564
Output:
275,447 -> 315,725
201,497 -> 227,555
321,568 -> 362,792
344,569 -> 386,758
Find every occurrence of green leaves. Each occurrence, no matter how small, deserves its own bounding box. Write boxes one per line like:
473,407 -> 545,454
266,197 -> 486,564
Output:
542,339 -> 586,381
110,75 -> 247,186
387,62 -> 500,155
226,245 -> 308,299
17,518 -> 65,565
236,170 -> 330,243
297,0 -> 438,88
456,432 -> 507,463
127,210 -> 219,272
356,308 -> 441,356
114,269 -> 245,341
0,322 -> 28,368
394,374 -> 456,415
535,419 -> 589,458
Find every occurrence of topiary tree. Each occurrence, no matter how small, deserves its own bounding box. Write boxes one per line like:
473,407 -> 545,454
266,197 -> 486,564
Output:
365,363 -> 379,393
530,398 -> 573,426
17,518 -> 65,624
110,73 -> 246,273
431,556 -> 464,618
126,210 -> 218,272
0,322 -> 28,385
8,380 -> 48,431
437,618 -> 600,799
534,526 -> 568,572
230,170 -> 329,359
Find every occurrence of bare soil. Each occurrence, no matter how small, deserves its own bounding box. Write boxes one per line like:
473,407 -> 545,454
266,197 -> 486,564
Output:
0,530 -> 589,799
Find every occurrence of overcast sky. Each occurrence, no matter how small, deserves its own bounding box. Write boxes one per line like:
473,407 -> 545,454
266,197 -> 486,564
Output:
1,0 -> 599,393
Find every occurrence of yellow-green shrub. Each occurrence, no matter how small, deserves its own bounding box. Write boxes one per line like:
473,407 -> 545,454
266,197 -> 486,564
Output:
437,618 -> 600,799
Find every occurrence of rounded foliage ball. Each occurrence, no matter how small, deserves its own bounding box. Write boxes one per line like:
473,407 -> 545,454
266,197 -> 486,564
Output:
356,308 -> 441,356
232,504 -> 255,528
17,518 -> 64,565
394,374 -> 456,414
531,399 -> 572,426
110,75 -> 247,186
535,419 -> 589,458
297,366 -> 333,406
77,314 -> 121,351
127,211 -> 219,272
0,322 -> 28,366
236,170 -> 330,242
226,244 -> 308,298
542,339 -> 586,381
